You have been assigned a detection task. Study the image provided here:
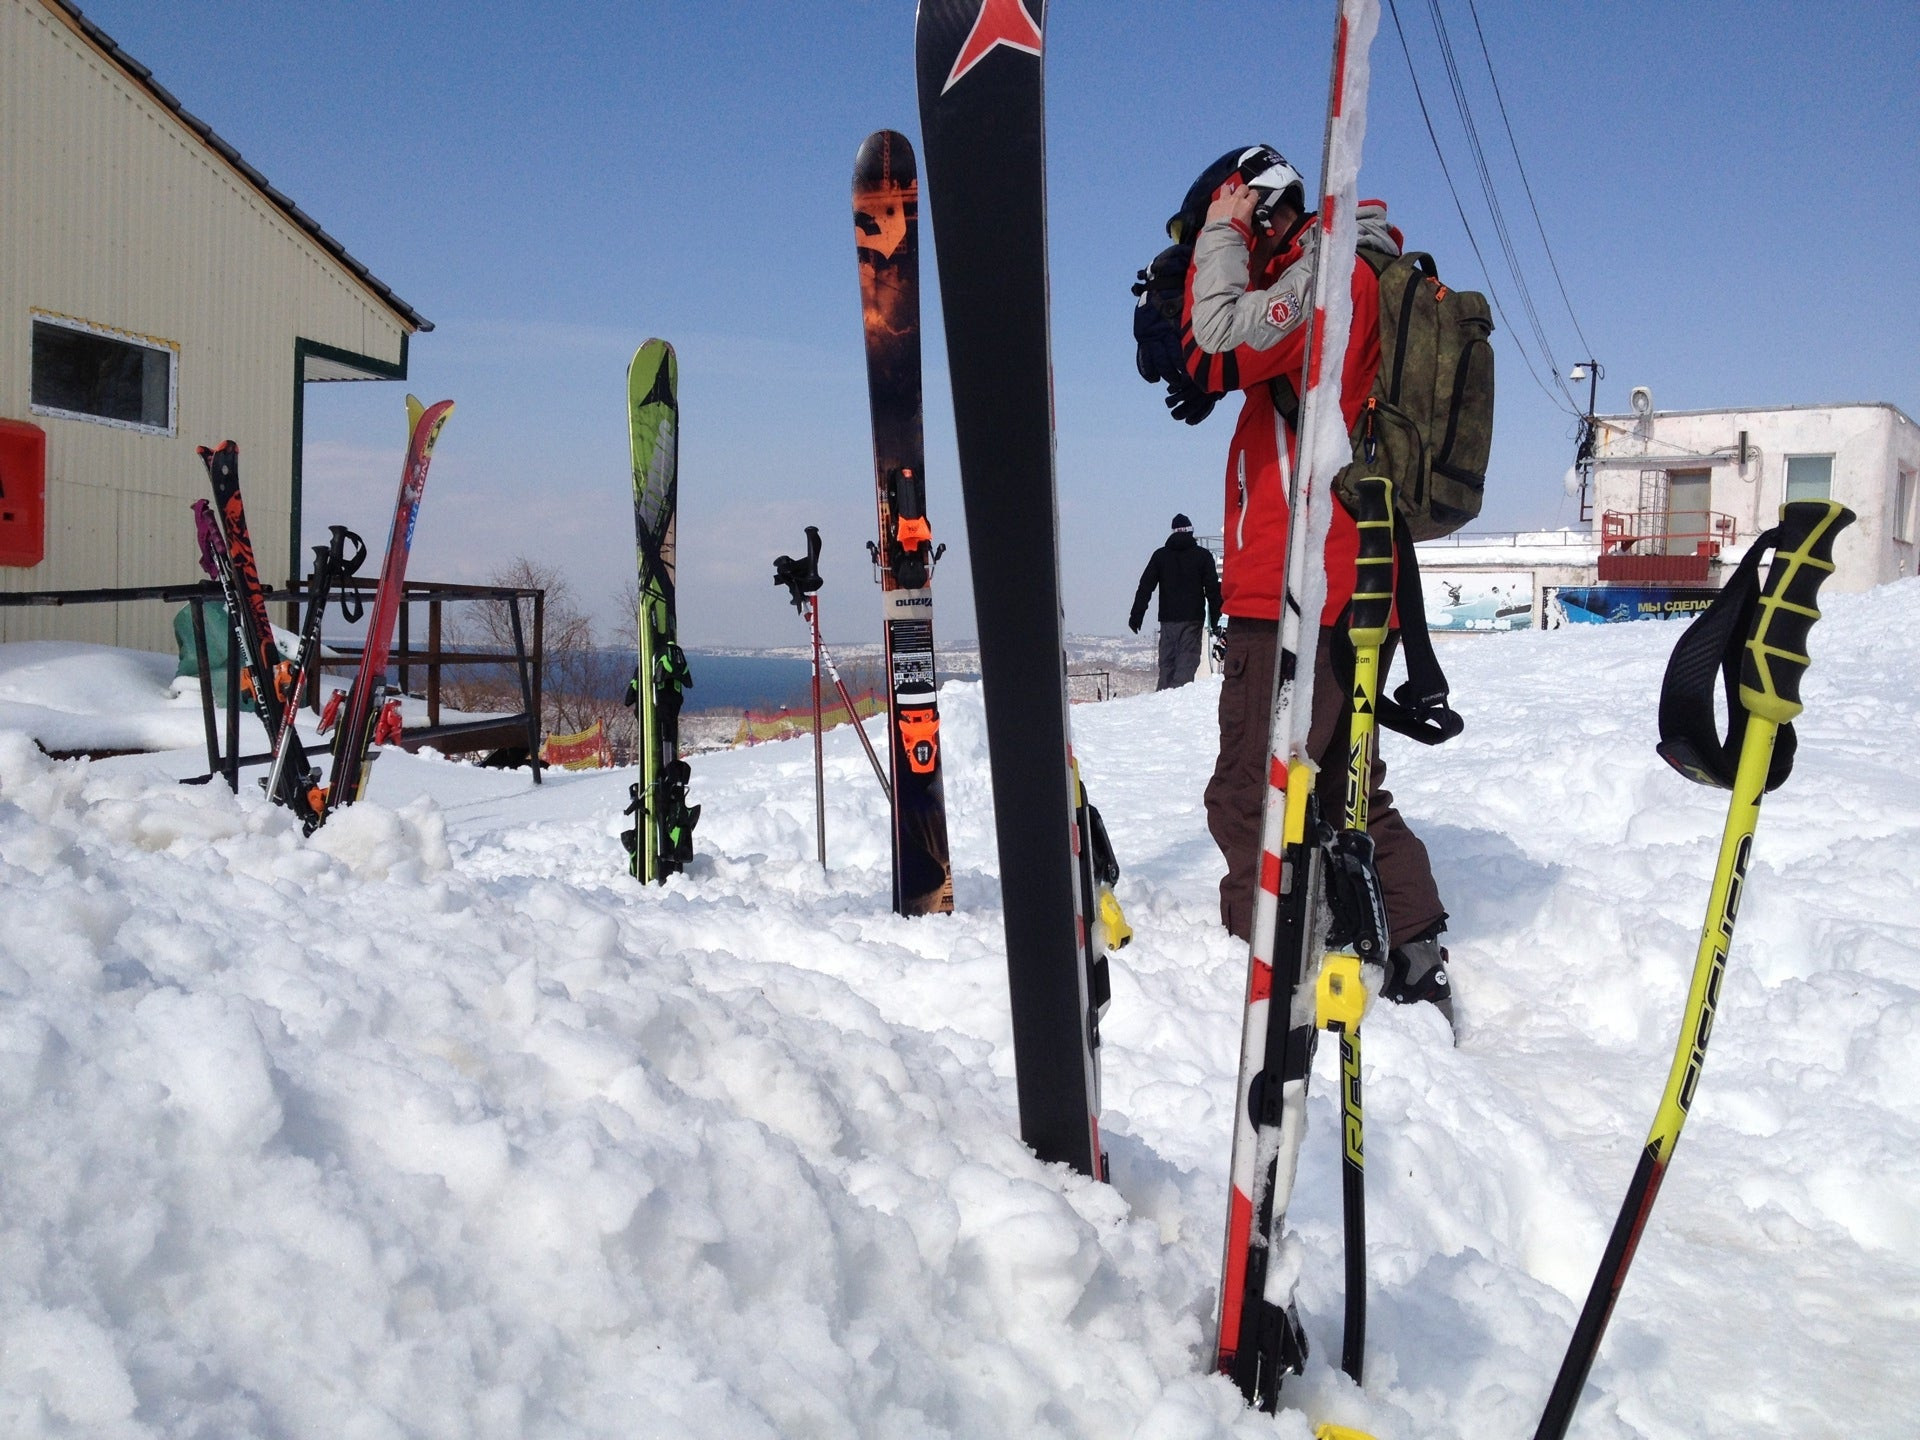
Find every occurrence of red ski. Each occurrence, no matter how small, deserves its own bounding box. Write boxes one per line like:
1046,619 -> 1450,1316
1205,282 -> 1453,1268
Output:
318,395 -> 454,815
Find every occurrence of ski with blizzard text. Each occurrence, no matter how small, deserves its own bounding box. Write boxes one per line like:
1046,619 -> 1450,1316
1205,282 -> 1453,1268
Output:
853,128 -> 954,918
916,0 -> 1110,1178
317,395 -> 454,816
622,340 -> 698,881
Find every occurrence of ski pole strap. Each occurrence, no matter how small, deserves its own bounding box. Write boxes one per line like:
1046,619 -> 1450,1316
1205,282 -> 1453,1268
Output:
325,525 -> 369,623
191,500 -> 223,580
1375,509 -> 1464,746
1656,500 -> 1853,791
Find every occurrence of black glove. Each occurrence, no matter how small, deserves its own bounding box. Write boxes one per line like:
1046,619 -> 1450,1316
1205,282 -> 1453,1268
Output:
1128,617 -> 1142,635
1164,373 -> 1218,426
1131,244 -> 1192,385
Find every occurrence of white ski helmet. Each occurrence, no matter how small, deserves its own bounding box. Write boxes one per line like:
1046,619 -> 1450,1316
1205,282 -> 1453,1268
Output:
1168,145 -> 1308,242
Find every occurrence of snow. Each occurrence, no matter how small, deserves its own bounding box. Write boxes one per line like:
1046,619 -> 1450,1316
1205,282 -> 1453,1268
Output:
2,581 -> 1917,1439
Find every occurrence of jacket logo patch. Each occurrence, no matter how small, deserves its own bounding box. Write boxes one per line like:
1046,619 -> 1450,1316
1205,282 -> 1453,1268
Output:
1266,294 -> 1299,329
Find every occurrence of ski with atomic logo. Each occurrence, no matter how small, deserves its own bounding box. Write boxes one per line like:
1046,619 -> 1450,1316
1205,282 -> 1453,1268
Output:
621,340 -> 698,881
916,0 -> 1111,1178
853,128 -> 954,917
317,394 -> 454,816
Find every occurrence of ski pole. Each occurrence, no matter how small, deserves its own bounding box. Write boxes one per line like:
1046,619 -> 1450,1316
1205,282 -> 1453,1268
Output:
1316,473 -> 1397,1384
265,525 -> 365,816
1532,498 -> 1853,1440
818,637 -> 892,803
809,593 -> 827,869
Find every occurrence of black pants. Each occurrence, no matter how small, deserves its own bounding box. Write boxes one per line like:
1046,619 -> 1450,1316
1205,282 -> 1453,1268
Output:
1204,617 -> 1445,946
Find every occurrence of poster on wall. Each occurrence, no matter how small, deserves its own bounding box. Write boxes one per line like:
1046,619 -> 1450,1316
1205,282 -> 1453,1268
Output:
1544,585 -> 1719,626
1421,570 -> 1535,631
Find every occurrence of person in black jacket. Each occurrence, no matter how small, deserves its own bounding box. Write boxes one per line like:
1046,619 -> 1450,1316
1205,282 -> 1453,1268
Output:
1129,514 -> 1222,690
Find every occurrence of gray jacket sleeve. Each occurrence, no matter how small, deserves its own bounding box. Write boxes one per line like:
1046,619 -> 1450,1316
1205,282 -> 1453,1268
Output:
1189,218 -> 1316,355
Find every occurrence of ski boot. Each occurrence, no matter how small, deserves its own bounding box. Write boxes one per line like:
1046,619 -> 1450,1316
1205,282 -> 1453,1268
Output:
1382,922 -> 1455,1032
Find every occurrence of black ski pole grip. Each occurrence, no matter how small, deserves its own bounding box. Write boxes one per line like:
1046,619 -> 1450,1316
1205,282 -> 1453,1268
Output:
1348,475 -> 1394,646
1739,499 -> 1853,725
331,525 -> 369,577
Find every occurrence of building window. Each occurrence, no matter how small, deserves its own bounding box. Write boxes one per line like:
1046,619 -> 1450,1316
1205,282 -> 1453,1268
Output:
29,312 -> 177,435
1784,454 -> 1833,503
1897,467 -> 1916,545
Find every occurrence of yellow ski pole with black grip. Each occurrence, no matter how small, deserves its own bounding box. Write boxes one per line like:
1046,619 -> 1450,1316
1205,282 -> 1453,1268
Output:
1532,498 -> 1854,1440
1314,472 -> 1395,1384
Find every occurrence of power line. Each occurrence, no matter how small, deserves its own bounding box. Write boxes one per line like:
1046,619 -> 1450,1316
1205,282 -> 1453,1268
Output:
1462,0 -> 1595,358
1382,0 -> 1578,417
1420,0 -> 1580,414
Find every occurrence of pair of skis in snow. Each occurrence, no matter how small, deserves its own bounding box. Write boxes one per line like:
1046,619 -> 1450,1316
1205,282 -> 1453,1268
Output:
192,396 -> 454,832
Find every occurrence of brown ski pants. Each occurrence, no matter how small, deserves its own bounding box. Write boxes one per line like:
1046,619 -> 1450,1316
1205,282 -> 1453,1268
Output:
1205,617 -> 1446,946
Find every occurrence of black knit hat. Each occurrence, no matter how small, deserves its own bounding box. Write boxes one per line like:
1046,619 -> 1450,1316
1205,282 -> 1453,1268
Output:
1171,513 -> 1192,531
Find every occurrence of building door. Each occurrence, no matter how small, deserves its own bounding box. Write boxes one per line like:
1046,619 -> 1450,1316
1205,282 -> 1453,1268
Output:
1666,469 -> 1711,555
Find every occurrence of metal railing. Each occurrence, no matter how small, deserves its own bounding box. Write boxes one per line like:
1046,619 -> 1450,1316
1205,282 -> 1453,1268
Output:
0,579 -> 545,788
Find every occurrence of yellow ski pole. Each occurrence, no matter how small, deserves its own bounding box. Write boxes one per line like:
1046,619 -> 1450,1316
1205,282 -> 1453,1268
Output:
1533,498 -> 1854,1440
1313,472 -> 1395,1383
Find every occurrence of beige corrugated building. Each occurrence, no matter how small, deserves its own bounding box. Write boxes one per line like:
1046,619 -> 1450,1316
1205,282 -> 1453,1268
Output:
0,0 -> 428,650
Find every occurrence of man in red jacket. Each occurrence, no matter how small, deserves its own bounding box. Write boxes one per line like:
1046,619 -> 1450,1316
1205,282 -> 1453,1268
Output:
1181,145 -> 1452,1024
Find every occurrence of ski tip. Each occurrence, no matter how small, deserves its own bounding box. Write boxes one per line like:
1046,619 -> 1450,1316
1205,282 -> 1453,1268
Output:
628,340 -> 678,407
854,128 -> 917,188
629,337 -> 677,369
405,395 -> 456,449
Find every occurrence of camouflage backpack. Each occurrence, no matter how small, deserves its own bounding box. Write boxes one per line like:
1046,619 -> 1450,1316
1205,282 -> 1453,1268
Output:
1334,249 -> 1495,541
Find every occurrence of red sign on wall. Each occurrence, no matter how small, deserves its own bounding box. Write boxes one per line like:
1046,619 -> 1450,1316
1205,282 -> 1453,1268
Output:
0,419 -> 47,567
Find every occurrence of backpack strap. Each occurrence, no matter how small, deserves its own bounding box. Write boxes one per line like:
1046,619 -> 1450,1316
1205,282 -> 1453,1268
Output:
1375,509 -> 1465,746
1655,526 -> 1797,791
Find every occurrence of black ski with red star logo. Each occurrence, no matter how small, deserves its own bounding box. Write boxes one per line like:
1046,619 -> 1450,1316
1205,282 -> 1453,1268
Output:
916,0 -> 1109,1179
853,129 -> 955,919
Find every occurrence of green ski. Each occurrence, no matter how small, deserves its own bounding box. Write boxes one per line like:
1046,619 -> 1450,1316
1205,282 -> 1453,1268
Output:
622,339 -> 697,880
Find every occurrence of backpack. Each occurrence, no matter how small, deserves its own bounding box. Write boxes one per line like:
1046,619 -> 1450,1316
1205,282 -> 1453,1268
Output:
1334,249 -> 1495,542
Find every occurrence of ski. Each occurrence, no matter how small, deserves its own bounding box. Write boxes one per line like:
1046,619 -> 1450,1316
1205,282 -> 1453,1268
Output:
916,0 -> 1106,1177
194,442 -> 324,827
1215,0 -> 1382,1412
621,340 -> 697,882
853,128 -> 954,917
318,395 -> 454,816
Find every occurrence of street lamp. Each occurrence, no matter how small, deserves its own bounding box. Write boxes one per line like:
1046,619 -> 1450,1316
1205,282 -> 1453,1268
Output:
1569,360 -> 1603,522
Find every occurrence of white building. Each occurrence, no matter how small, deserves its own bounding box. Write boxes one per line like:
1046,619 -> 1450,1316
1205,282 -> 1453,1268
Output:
1588,394 -> 1918,591
0,0 -> 428,651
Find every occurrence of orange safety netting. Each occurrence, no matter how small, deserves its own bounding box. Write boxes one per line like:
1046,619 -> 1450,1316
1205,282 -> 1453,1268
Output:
735,690 -> 885,746
540,719 -> 614,770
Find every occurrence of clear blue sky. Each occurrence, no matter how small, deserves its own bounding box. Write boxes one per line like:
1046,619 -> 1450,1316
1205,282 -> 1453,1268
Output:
84,1 -> 1920,647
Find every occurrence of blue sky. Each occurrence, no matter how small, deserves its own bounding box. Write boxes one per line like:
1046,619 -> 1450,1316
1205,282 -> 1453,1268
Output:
84,1 -> 1920,646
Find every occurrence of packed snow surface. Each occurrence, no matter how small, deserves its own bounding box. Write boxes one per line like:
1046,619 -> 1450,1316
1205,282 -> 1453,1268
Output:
2,582 -> 1917,1439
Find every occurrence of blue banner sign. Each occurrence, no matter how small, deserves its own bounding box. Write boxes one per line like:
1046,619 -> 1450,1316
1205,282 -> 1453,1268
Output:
1545,585 -> 1718,625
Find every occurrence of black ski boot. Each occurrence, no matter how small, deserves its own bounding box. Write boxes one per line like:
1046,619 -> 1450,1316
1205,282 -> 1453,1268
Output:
1383,923 -> 1455,1031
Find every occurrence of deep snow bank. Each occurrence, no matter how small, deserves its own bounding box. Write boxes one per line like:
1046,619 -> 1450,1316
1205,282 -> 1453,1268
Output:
0,580 -> 1915,1438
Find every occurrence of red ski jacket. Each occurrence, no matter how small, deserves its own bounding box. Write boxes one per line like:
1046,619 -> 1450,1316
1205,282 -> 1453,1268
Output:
1182,204 -> 1400,623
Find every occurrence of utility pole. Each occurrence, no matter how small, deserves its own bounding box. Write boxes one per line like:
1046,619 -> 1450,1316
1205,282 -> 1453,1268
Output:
1569,359 -> 1604,524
